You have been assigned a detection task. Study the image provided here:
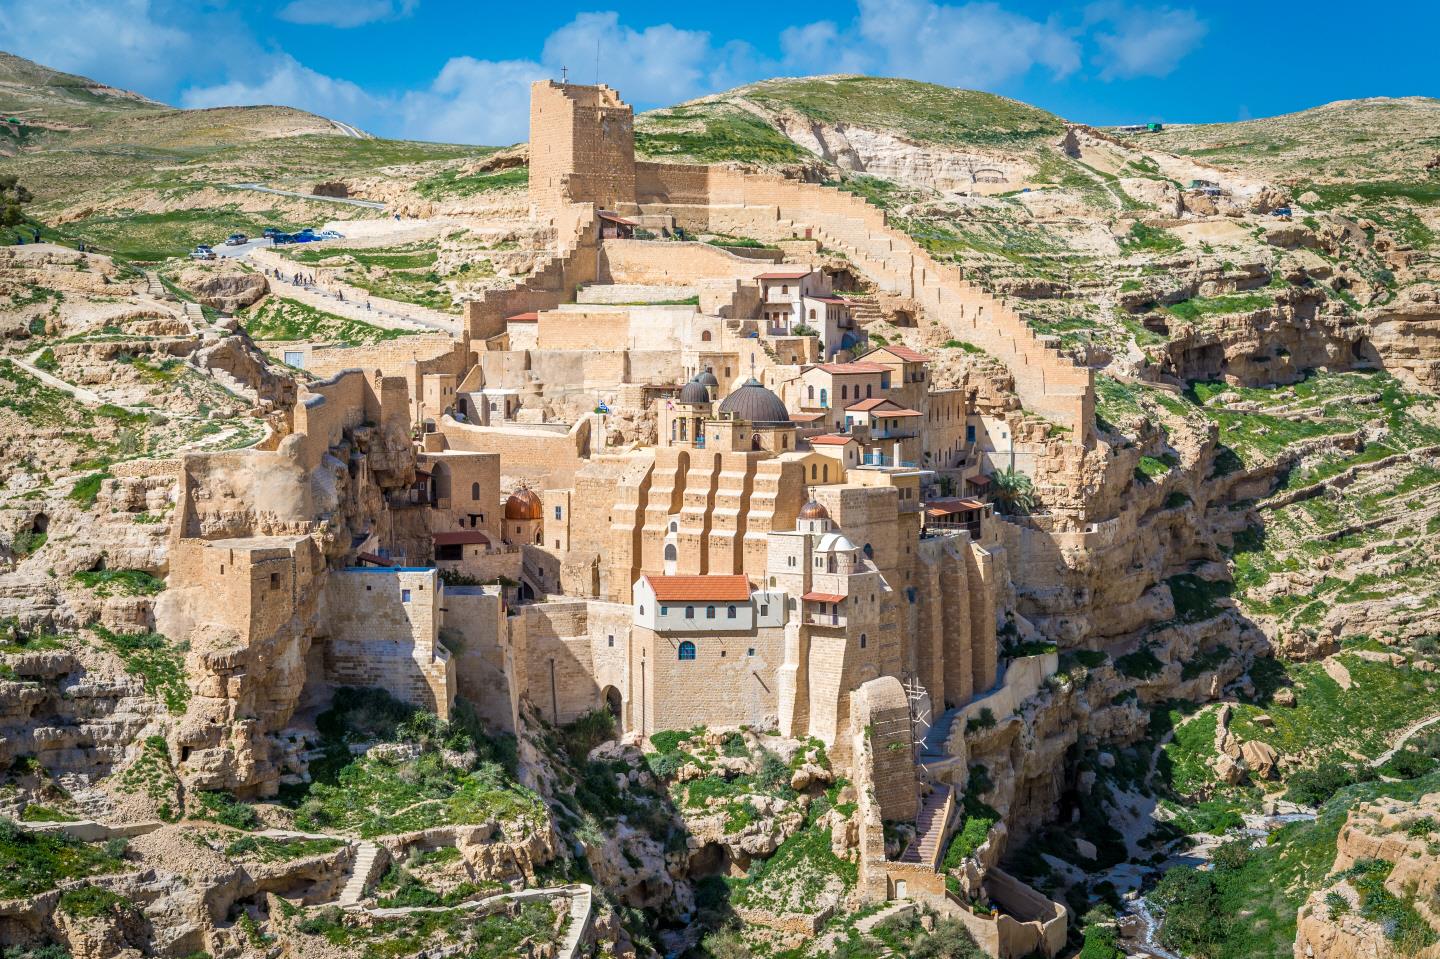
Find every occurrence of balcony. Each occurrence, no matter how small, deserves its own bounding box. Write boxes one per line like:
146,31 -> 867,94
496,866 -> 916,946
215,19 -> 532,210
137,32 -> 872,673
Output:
805,613 -> 847,628
859,453 -> 919,469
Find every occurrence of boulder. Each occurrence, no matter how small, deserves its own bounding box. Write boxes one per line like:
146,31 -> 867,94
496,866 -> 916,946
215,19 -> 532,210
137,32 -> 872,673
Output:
1240,740 -> 1280,779
1273,688 -> 1297,707
174,264 -> 267,313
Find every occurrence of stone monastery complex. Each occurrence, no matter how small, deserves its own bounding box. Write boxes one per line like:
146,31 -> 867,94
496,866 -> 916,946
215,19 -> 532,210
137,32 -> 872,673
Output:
147,80 -> 1110,955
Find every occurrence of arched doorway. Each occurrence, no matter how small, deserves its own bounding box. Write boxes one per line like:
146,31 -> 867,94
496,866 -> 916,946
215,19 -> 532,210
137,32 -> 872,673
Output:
602,685 -> 622,726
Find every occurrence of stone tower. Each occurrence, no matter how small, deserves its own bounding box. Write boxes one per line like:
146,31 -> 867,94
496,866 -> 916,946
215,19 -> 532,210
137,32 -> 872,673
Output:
528,81 -> 636,224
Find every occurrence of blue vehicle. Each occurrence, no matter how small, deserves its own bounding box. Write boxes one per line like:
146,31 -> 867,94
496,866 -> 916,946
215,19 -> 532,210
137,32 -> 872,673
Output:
1272,206 -> 1293,218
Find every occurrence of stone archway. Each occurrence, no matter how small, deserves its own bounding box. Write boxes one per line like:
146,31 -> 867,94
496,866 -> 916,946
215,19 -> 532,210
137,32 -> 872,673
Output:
602,685 -> 622,728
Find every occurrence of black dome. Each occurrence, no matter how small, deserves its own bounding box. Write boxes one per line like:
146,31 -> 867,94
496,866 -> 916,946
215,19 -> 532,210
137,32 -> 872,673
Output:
695,370 -> 719,387
678,379 -> 711,404
718,377 -> 791,425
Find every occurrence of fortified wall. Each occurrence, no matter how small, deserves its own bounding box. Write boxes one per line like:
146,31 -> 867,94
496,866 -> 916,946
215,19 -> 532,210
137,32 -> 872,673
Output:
630,162 -> 1095,443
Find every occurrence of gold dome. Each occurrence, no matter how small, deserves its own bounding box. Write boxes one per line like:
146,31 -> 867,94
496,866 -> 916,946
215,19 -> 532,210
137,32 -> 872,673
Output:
504,487 -> 543,520
798,500 -> 830,521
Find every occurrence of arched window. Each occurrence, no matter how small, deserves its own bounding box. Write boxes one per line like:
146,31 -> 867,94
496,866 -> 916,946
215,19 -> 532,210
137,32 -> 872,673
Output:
808,385 -> 815,400
841,384 -> 848,399
863,543 -> 874,559
664,544 -> 677,561
808,308 -> 816,320
819,388 -> 828,407
727,605 -> 737,618
822,464 -> 829,481
684,606 -> 695,619
678,641 -> 696,661
860,633 -> 868,649
701,330 -> 713,342
706,605 -> 716,619
781,284 -> 789,294
811,464 -> 817,480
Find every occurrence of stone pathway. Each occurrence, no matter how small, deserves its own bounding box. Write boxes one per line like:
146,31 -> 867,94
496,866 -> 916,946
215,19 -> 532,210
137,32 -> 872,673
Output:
336,840 -> 382,907
224,182 -> 387,210
1371,711 -> 1440,769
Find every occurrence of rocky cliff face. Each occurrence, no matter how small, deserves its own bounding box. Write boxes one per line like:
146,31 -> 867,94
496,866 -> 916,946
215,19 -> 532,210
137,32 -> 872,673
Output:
1296,791 -> 1440,959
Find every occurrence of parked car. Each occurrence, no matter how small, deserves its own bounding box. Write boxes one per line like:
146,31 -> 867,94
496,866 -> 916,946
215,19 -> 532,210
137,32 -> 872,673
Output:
262,227 -> 281,238
1271,206 -> 1293,218
224,233 -> 248,246
291,233 -> 316,244
270,233 -> 294,245
316,230 -> 343,240
189,245 -> 216,260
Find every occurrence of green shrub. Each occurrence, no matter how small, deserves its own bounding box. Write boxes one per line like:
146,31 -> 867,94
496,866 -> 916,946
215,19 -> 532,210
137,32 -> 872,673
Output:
965,708 -> 996,734
72,569 -> 165,597
648,728 -> 698,754
57,885 -> 133,919
68,472 -> 110,506
194,790 -> 261,830
1116,644 -> 1163,680
87,624 -> 188,712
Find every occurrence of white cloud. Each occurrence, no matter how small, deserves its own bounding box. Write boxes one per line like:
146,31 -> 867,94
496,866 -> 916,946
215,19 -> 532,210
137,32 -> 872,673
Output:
539,12 -> 715,105
851,0 -> 1081,87
276,0 -> 419,29
0,0 -> 192,94
1089,4 -> 1207,79
180,54 -> 379,124
397,57 -> 549,144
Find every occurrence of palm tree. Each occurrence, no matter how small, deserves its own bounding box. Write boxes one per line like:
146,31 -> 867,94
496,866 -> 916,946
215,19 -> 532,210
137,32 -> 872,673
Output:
988,467 -> 1036,515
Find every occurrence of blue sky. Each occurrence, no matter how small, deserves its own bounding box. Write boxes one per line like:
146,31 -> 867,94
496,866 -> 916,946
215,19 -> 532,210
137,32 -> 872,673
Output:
1,0 -> 1436,145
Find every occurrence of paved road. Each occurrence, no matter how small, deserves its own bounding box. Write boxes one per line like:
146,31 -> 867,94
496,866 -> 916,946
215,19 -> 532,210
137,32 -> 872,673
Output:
330,120 -> 367,139
225,182 -> 386,210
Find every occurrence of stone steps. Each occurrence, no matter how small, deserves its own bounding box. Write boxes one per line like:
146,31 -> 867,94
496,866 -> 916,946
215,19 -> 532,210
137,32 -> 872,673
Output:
336,841 -> 382,908
899,784 -> 952,865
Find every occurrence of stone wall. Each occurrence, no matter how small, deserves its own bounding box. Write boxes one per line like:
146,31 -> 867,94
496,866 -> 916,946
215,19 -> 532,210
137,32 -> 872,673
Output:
435,414 -> 592,488
319,568 -> 455,720
631,162 -> 1095,442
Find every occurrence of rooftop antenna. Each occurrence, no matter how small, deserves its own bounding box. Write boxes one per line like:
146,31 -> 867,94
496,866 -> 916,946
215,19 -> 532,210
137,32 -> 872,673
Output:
749,352 -> 757,381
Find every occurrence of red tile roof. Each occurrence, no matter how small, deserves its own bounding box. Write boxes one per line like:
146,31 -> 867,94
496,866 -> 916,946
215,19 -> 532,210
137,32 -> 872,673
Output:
433,530 -> 491,546
812,362 -> 889,375
809,434 -> 855,446
598,211 -> 637,225
802,592 -> 846,603
355,552 -> 393,567
506,311 -> 539,323
644,574 -> 752,602
845,398 -> 920,415
924,498 -> 987,515
808,295 -> 849,305
757,270 -> 812,280
866,344 -> 930,363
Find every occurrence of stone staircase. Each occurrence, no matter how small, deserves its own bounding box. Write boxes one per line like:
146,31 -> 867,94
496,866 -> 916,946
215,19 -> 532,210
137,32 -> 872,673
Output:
899,784 -> 953,867
144,271 -> 175,301
557,884 -> 594,959
768,196 -> 1094,440
844,294 -> 885,328
918,707 -> 959,765
182,302 -> 205,323
336,841 -> 383,908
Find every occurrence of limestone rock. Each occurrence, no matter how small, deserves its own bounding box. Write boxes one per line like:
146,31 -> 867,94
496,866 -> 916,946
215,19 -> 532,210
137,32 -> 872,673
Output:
1239,740 -> 1280,779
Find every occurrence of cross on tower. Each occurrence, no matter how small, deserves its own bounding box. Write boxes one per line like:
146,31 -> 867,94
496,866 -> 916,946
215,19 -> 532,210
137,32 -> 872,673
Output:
561,66 -> 568,84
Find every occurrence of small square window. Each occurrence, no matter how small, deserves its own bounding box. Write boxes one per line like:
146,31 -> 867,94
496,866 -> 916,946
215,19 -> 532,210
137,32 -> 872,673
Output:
759,604 -> 769,617
607,635 -> 615,647
402,589 -> 412,602
747,647 -> 755,657
554,506 -> 562,520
